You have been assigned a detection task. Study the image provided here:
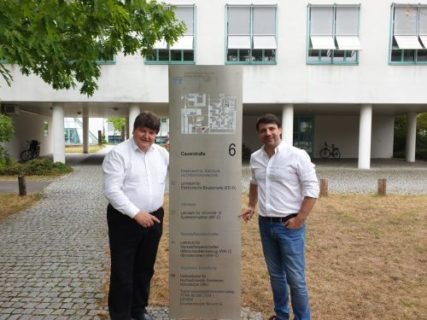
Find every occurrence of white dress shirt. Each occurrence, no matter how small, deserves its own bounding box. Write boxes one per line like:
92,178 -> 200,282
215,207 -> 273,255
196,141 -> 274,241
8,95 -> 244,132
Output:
102,138 -> 169,218
250,142 -> 319,217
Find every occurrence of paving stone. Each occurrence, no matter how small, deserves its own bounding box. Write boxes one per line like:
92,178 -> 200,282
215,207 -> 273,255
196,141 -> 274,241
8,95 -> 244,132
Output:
0,164 -> 108,319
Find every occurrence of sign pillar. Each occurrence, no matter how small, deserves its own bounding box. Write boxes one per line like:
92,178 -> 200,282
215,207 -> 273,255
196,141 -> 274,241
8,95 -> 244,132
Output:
169,66 -> 242,319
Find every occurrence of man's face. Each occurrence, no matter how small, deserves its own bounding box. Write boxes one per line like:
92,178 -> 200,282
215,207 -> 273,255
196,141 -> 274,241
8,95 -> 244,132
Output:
133,126 -> 157,151
258,122 -> 282,149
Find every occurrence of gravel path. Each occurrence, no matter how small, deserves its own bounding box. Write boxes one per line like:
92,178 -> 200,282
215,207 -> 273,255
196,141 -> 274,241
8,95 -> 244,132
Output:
242,163 -> 427,195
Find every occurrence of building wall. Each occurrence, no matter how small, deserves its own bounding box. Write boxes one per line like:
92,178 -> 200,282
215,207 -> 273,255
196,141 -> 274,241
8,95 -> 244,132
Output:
6,111 -> 52,159
314,115 -> 394,158
0,0 -> 426,106
243,113 -> 395,159
0,0 -> 424,162
242,116 -> 262,154
372,116 -> 394,158
314,115 -> 359,158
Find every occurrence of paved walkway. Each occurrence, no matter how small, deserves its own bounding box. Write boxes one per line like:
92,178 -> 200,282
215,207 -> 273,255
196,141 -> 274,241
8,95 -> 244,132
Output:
0,158 -> 109,319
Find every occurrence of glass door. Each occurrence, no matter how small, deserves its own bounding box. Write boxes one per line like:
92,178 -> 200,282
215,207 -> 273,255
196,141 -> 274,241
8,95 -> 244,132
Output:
293,116 -> 314,157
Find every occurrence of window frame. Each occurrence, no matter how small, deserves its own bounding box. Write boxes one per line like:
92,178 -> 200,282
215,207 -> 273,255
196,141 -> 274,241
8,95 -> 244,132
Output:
225,4 -> 277,65
145,5 -> 196,65
96,56 -> 116,65
306,4 -> 361,65
389,3 -> 427,65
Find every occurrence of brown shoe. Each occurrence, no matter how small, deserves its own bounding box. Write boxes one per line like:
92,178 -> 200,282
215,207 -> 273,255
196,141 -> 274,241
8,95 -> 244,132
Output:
268,316 -> 277,320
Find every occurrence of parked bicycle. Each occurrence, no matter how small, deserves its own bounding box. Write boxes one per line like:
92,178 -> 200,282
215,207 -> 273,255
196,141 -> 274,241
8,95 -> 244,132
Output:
20,140 -> 40,162
319,141 -> 341,159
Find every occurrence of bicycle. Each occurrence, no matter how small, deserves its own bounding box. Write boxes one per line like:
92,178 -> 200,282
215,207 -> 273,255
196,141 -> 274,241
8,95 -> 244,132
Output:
319,141 -> 341,159
20,140 -> 41,162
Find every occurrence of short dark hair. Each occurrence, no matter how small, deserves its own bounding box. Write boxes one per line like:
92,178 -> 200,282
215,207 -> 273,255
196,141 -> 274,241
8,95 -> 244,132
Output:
256,113 -> 281,132
133,111 -> 161,133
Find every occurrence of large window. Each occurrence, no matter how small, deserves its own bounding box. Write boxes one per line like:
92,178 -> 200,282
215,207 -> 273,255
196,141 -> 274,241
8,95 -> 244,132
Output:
226,5 -> 277,64
145,5 -> 195,64
307,5 -> 361,64
390,4 -> 427,64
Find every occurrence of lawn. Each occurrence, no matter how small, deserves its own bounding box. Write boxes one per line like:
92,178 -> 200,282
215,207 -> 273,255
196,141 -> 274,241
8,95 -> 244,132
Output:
0,193 -> 41,222
144,195 -> 426,319
65,144 -> 105,153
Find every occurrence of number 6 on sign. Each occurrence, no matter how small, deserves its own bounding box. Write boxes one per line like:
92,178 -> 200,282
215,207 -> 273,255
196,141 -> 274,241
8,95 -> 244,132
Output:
229,143 -> 236,156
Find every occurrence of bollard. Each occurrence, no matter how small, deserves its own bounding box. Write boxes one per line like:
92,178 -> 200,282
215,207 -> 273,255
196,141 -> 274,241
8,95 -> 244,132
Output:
320,178 -> 328,197
98,130 -> 102,145
18,175 -> 27,196
378,178 -> 387,196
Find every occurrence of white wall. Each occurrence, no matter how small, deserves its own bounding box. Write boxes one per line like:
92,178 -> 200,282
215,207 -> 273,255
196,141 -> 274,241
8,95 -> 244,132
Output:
242,115 -> 262,154
6,111 -> 52,159
0,0 -> 426,107
372,115 -> 394,158
315,115 -> 359,158
314,114 -> 394,158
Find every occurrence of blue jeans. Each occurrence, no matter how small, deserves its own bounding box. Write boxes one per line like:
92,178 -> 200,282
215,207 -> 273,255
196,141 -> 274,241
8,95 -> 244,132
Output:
259,217 -> 310,320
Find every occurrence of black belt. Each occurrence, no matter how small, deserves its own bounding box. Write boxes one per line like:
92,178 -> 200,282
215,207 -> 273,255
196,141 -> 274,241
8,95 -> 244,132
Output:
150,207 -> 164,217
260,213 -> 298,223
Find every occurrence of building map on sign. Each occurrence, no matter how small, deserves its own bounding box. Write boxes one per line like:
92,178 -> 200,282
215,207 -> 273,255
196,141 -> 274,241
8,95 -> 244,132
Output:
181,93 -> 237,134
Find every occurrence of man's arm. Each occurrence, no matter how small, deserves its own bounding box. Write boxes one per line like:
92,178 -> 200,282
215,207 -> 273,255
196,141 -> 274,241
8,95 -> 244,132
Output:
285,150 -> 319,229
285,196 -> 316,229
240,183 -> 258,222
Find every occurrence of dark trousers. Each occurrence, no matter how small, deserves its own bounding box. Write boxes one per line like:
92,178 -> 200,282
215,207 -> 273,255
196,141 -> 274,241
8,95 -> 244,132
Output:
107,204 -> 164,320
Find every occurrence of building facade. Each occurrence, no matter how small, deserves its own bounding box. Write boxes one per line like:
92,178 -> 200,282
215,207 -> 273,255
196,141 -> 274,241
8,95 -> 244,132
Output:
1,0 -> 427,168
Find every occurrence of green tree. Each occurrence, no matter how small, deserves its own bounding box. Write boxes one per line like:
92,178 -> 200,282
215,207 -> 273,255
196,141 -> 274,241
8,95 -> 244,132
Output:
394,112 -> 427,160
418,113 -> 427,136
0,0 -> 185,96
0,114 -> 14,166
107,117 -> 126,133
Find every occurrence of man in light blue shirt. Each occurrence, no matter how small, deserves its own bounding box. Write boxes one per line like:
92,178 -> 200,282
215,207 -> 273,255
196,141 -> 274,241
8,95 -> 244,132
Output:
241,113 -> 319,320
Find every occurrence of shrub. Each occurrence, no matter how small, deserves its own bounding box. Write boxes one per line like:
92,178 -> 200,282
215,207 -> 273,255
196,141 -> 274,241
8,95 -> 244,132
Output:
0,145 -> 11,167
0,158 -> 72,176
0,115 -> 15,166
0,161 -> 24,175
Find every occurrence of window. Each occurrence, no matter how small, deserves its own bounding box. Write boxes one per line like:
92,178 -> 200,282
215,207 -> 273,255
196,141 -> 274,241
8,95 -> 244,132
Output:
307,5 -> 361,64
96,54 -> 116,65
226,5 -> 277,64
145,6 -> 195,64
390,4 -> 427,64
64,128 -> 80,145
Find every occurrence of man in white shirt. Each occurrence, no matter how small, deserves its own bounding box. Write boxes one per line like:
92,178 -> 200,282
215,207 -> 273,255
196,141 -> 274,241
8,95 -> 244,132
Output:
240,114 -> 319,320
103,111 -> 169,320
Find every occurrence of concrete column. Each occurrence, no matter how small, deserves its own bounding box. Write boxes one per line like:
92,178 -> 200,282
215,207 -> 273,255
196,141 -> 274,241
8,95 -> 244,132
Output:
406,112 -> 417,162
281,104 -> 294,145
82,105 -> 89,154
129,104 -> 141,138
358,104 -> 372,169
52,104 -> 65,163
125,117 -> 130,140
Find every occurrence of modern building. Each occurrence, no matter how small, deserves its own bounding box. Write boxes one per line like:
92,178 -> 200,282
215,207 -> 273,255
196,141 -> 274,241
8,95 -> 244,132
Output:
64,118 -> 104,145
1,0 -> 427,168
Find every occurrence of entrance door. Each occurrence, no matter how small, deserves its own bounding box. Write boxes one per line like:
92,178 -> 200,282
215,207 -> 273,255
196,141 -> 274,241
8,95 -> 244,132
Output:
293,116 -> 314,157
